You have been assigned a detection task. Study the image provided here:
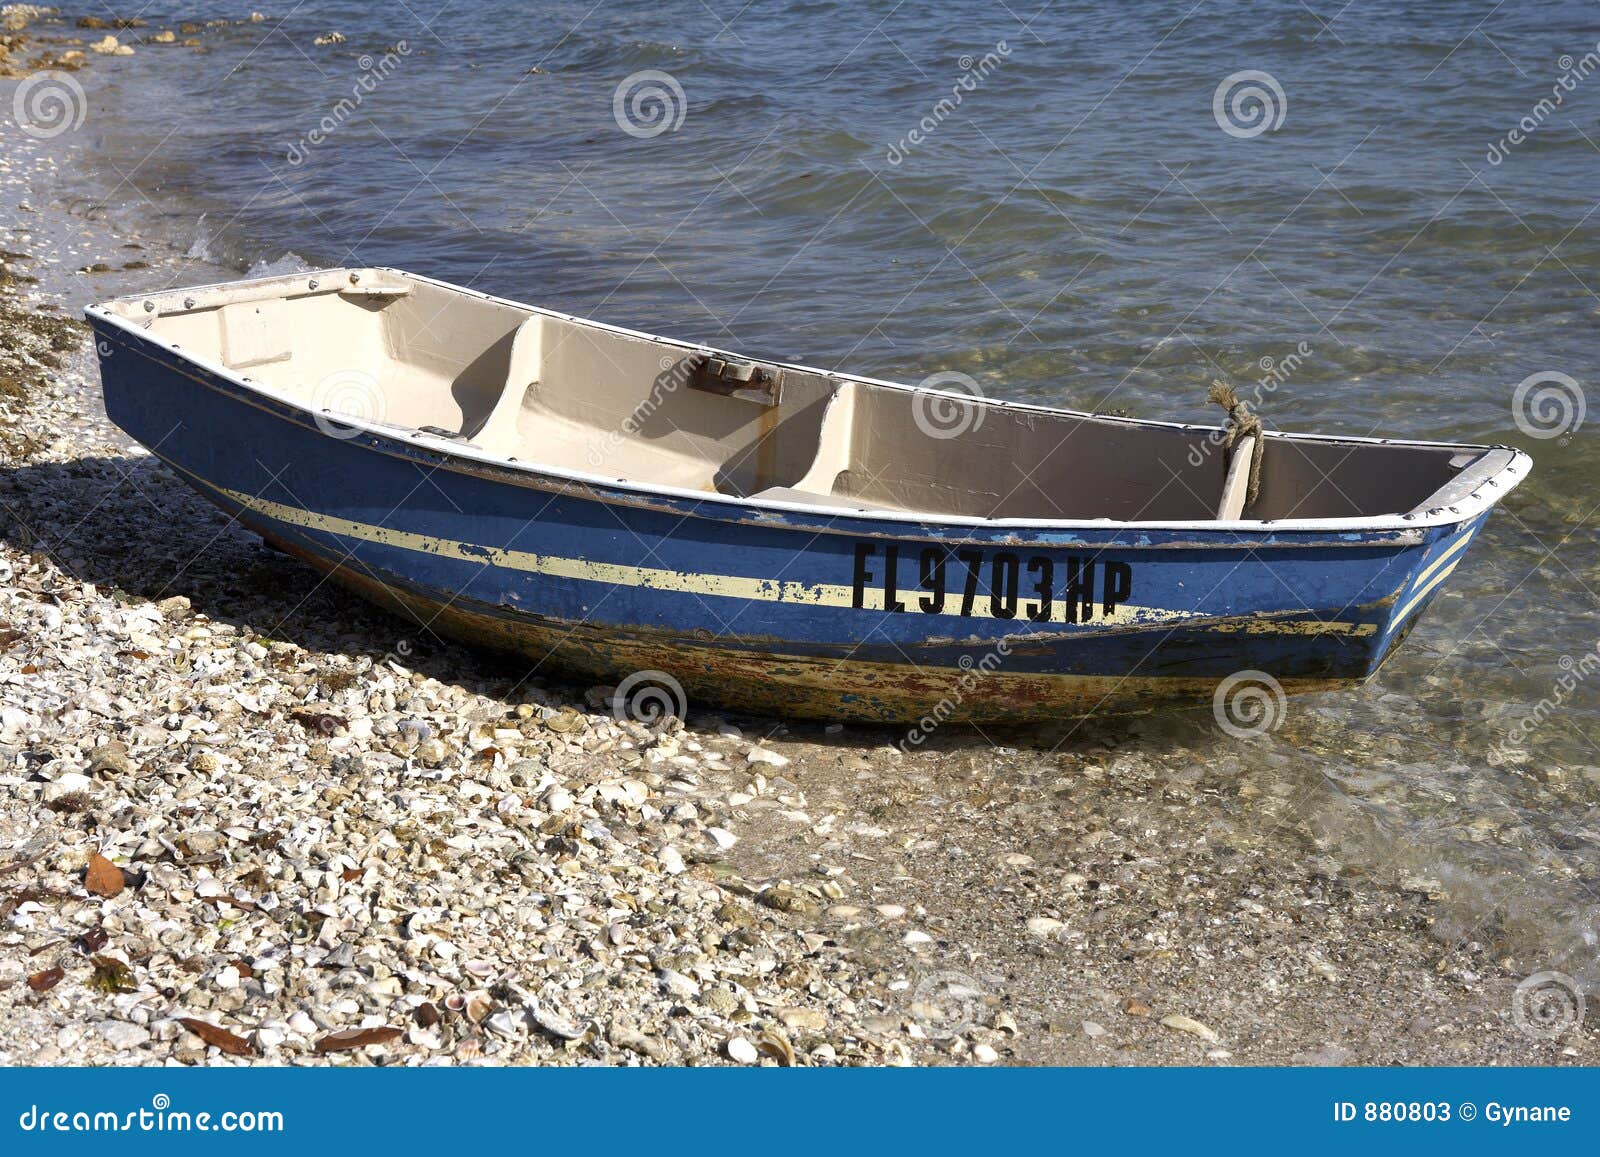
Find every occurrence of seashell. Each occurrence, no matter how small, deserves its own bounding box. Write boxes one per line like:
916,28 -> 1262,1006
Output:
529,1003 -> 585,1041
756,1026 -> 796,1067
287,1011 -> 317,1035
485,1010 -> 521,1037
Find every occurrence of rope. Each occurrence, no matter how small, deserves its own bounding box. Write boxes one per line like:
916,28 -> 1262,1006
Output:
1207,380 -> 1264,507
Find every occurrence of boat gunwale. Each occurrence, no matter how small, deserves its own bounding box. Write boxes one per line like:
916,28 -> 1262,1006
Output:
86,266 -> 1531,537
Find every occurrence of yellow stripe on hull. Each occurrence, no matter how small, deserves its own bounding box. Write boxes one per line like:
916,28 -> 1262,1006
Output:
200,479 -> 1198,625
176,467 -> 1378,639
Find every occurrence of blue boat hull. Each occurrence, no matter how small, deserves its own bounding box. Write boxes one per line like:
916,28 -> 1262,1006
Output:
90,320 -> 1491,724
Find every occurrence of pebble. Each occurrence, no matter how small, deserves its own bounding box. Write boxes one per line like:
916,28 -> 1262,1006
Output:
97,1021 -> 151,1050
726,1036 -> 759,1064
41,771 -> 93,802
746,747 -> 789,767
657,968 -> 700,1000
777,1007 -> 827,1032
1025,917 -> 1064,937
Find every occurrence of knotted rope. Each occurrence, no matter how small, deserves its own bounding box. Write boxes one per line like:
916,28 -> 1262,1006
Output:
1207,380 -> 1264,506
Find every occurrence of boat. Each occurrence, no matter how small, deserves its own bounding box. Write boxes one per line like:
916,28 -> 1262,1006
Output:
87,268 -> 1530,726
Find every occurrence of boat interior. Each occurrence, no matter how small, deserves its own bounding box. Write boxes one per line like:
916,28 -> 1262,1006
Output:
101,268 -> 1511,523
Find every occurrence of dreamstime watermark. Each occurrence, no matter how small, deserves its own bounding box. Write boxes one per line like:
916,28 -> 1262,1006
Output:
1486,42 -> 1600,165
900,639 -> 1012,751
1511,370 -> 1585,441
1212,669 -> 1286,739
17,1092 -> 284,1133
380,637 -> 417,670
912,371 -> 986,440
12,70 -> 87,140
884,42 -> 1012,165
586,354 -> 702,467
310,368 -> 385,439
909,968 -> 989,1038
1487,638 -> 1600,766
611,669 -> 687,729
1212,70 -> 1287,139
613,70 -> 687,138
1187,341 -> 1314,468
285,42 -> 412,165
1512,971 -> 1586,1041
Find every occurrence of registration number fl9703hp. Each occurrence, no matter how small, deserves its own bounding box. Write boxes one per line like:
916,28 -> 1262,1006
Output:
850,544 -> 1133,622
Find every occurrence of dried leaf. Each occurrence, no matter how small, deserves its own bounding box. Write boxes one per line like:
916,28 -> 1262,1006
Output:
291,707 -> 344,735
179,1017 -> 255,1057
78,927 -> 108,953
85,854 -> 124,898
0,848 -> 49,876
27,966 -> 63,992
314,1025 -> 403,1054
414,1002 -> 439,1028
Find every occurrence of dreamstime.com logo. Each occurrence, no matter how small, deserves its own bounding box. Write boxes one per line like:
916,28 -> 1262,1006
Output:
1487,638 -> 1600,767
883,42 -> 1013,165
311,368 -> 386,439
1212,669 -> 1287,738
900,639 -> 1012,751
909,969 -> 990,1038
587,354 -> 701,467
1512,971 -> 1586,1041
17,1093 -> 284,1134
1511,370 -> 1585,441
285,42 -> 412,165
611,669 -> 687,728
12,70 -> 88,140
912,371 -> 986,439
613,70 -> 687,138
1213,70 -> 1287,139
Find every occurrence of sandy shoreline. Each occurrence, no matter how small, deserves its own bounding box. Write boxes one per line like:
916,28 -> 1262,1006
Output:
1,8 -> 1593,1066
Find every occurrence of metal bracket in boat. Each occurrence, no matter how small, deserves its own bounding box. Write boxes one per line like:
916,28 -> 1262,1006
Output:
686,354 -> 783,406
337,271 -> 412,299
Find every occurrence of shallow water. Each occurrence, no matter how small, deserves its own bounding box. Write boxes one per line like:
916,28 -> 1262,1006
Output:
48,1 -> 1600,983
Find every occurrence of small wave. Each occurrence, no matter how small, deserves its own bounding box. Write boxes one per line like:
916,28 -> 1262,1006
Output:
244,253 -> 314,278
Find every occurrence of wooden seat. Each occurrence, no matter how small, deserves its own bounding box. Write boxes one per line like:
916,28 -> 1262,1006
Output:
469,316 -> 541,455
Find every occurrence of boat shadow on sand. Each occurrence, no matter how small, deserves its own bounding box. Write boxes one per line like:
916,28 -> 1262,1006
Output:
0,454 -> 1163,750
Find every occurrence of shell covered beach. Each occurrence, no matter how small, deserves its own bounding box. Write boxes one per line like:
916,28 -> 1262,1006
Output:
2,5 -> 1599,1066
